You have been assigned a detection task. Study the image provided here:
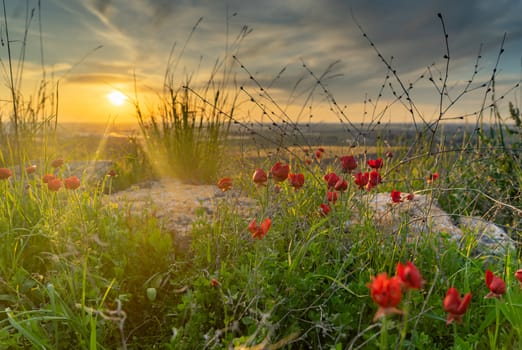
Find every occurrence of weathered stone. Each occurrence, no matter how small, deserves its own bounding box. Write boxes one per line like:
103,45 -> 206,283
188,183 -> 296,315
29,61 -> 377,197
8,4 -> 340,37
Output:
362,193 -> 515,255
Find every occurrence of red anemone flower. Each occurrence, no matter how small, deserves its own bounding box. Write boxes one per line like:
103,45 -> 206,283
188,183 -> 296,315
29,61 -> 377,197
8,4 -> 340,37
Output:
443,287 -> 472,325
367,158 -> 383,169
405,193 -> 414,201
324,172 -> 340,189
391,190 -> 402,203
47,178 -> 62,191
252,168 -> 268,186
353,172 -> 369,189
288,173 -> 305,189
396,261 -> 424,290
339,155 -> 357,173
248,217 -> 271,240
0,168 -> 13,180
319,203 -> 330,216
270,162 -> 289,182
26,165 -> 37,174
315,147 -> 325,160
210,278 -> 221,288
51,158 -> 64,168
42,174 -> 56,184
217,177 -> 233,192
64,176 -> 81,190
485,270 -> 506,298
367,273 -> 403,321
334,178 -> 348,192
366,170 -> 382,190
515,269 -> 522,288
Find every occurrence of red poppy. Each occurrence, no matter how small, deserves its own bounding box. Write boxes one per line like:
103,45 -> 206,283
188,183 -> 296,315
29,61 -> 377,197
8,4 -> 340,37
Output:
515,269 -> 522,288
51,159 -> 64,168
217,177 -> 233,192
485,270 -> 506,298
396,261 -> 424,290
367,158 -> 383,169
367,170 -> 382,190
327,191 -> 338,203
64,176 -> 81,190
0,168 -> 12,180
288,173 -> 305,189
319,203 -> 330,216
324,172 -> 340,189
315,147 -> 325,160
427,173 -> 439,183
391,190 -> 402,203
248,217 -> 271,240
367,273 -> 403,321
42,174 -> 56,184
25,165 -> 37,174
405,193 -> 414,201
339,155 -> 357,172
47,178 -> 62,191
334,178 -> 348,192
353,172 -> 369,189
252,168 -> 268,186
270,162 -> 289,182
443,287 -> 472,325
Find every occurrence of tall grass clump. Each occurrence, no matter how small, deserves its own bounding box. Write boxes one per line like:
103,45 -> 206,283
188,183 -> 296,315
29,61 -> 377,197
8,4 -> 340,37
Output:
135,18 -> 251,184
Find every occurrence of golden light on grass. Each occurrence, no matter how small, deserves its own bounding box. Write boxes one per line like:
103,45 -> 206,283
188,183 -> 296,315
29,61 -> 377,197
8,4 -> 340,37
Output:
107,90 -> 127,106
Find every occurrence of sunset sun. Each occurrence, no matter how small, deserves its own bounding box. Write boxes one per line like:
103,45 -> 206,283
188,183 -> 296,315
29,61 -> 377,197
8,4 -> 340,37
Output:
107,90 -> 127,106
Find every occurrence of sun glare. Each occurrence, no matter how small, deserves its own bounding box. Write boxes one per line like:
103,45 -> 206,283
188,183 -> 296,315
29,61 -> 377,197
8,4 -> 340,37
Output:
107,90 -> 127,106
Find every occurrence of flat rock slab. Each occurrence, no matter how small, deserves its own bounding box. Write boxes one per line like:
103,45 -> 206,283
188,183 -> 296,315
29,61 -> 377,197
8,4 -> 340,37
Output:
108,179 -> 256,235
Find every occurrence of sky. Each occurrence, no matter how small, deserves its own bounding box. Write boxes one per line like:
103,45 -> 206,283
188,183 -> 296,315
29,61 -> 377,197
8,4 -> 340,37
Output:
2,0 -> 521,126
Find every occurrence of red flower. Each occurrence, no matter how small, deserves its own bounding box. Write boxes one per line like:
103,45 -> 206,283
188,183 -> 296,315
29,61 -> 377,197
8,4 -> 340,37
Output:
391,190 -> 402,203
0,168 -> 12,180
107,169 -> 118,177
47,178 -> 62,191
339,155 -> 357,172
485,270 -> 506,298
210,278 -> 221,288
353,172 -> 369,189
427,173 -> 439,183
252,168 -> 268,186
396,261 -> 424,290
515,269 -> 522,288
217,177 -> 233,192
443,287 -> 472,325
367,273 -> 403,321
367,170 -> 382,190
288,173 -> 305,189
315,148 -> 325,160
51,159 -> 64,168
367,158 -> 383,169
405,193 -> 414,201
270,162 -> 289,182
327,191 -> 338,203
334,178 -> 348,192
248,218 -> 271,240
26,165 -> 37,174
324,172 -> 340,189
319,203 -> 330,216
64,176 -> 81,190
42,174 -> 55,184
